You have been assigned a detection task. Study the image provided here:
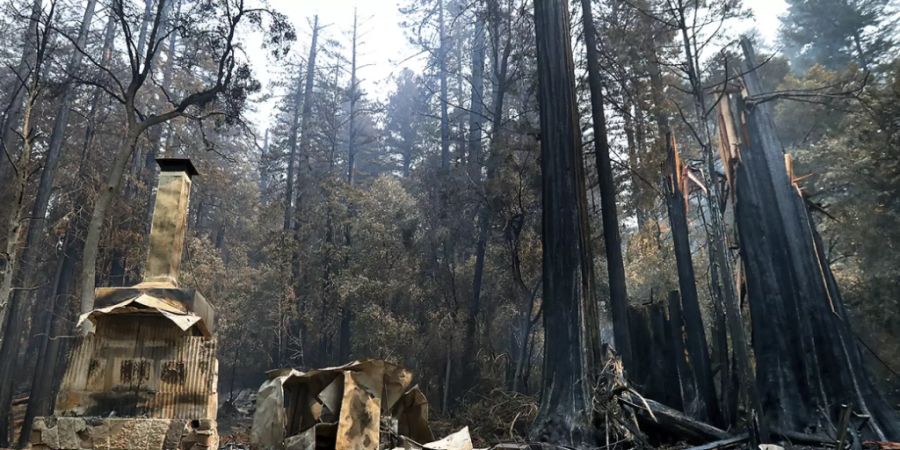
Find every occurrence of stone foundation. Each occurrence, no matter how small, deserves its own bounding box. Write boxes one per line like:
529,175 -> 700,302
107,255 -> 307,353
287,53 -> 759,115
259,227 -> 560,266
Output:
30,417 -> 217,450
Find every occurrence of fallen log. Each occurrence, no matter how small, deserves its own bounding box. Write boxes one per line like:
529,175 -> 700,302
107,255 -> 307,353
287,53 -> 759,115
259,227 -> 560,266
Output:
621,396 -> 730,442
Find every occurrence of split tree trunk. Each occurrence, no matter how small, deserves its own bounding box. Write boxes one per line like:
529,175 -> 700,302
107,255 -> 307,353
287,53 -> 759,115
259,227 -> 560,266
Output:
673,8 -> 762,434
731,38 -> 899,439
664,134 -> 720,424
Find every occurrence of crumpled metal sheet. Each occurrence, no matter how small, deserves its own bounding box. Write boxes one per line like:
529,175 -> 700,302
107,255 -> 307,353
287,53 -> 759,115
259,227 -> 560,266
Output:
390,427 -> 476,450
250,374 -> 293,448
422,427 -> 474,450
250,360 -> 433,450
77,293 -> 202,333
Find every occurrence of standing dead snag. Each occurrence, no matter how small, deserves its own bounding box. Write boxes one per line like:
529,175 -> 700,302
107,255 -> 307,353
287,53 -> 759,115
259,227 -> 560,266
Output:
718,37 -> 900,439
531,0 -> 602,444
663,134 -> 720,424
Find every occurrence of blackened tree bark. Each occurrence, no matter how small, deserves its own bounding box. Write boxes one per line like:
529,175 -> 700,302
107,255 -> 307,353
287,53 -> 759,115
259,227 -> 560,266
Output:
734,37 -> 899,439
18,228 -> 80,447
664,134 -> 720,424
669,0 -> 762,434
530,0 -> 601,444
579,0 -> 632,369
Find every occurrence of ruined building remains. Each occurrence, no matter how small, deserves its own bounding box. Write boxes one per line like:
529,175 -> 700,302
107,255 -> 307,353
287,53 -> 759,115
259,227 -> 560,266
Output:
30,159 -> 219,450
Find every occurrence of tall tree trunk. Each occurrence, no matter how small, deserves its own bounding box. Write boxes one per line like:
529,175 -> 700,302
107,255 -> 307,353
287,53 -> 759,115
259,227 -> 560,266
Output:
464,1 -> 511,401
0,62 -> 45,448
438,0 -> 450,170
530,0 -> 600,443
18,227 -> 80,448
283,73 -> 303,231
664,134 -> 720,424
292,15 -> 319,229
338,11 -> 356,363
459,11 -> 487,402
673,3 -> 763,436
580,0 -> 632,368
0,0 -> 42,180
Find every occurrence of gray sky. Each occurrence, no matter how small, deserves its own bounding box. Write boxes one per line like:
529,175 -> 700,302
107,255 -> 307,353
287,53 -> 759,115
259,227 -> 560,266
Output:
248,0 -> 788,130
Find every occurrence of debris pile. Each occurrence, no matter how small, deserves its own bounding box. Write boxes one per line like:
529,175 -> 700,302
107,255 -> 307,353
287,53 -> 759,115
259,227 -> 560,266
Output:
250,360 -> 487,450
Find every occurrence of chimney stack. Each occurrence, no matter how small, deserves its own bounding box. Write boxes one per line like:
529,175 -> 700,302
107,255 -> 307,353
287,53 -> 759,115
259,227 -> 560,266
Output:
143,158 -> 198,286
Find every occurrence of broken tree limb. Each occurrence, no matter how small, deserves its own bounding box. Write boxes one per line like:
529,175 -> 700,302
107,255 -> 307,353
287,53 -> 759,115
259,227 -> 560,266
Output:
622,396 -> 731,442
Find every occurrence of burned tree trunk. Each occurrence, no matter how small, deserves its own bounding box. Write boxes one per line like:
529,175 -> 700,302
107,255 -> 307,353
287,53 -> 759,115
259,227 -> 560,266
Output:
19,228 -> 81,447
664,135 -> 720,424
461,10 -> 487,402
580,0 -> 631,366
530,0 -> 601,444
728,38 -> 900,439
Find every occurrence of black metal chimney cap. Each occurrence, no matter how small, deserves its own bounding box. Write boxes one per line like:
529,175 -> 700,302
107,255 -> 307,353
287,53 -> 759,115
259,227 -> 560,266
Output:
156,158 -> 199,177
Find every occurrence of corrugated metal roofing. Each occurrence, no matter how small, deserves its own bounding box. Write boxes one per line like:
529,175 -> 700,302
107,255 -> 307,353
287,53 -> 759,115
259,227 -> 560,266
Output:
55,315 -> 217,420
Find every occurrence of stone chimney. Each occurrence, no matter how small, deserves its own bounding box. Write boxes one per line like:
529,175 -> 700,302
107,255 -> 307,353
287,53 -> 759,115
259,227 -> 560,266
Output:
142,158 -> 198,286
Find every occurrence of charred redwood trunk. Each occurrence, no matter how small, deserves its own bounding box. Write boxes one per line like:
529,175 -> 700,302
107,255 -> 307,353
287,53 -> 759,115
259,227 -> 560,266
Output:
664,135 -> 720,425
730,37 -> 900,439
530,0 -> 602,444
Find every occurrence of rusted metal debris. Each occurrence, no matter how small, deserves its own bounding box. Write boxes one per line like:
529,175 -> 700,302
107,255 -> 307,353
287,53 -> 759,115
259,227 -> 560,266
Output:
250,359 -> 481,450
31,159 -> 219,450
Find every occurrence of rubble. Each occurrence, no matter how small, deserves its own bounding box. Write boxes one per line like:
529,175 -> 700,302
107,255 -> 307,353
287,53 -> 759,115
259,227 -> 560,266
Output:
250,359 -> 432,450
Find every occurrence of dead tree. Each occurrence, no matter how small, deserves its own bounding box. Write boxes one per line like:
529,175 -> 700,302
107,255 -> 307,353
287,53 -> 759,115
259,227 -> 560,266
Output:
0,0 -> 42,179
462,5 -> 487,398
664,135 -> 720,424
725,37 -> 900,439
